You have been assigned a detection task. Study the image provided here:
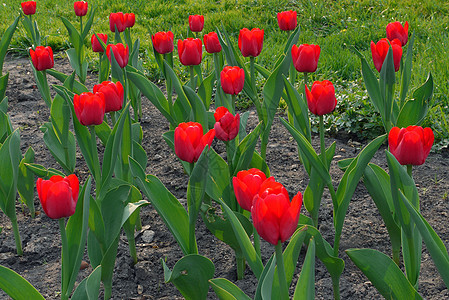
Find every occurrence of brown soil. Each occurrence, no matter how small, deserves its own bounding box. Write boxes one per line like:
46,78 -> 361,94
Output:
1,55 -> 448,299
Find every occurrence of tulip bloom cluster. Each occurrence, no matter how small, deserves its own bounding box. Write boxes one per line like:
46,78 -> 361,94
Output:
91,33 -> 108,53
109,12 -> 135,32
277,10 -> 297,31
106,43 -> 129,68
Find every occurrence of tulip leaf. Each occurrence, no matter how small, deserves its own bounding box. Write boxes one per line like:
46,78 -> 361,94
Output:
198,71 -> 215,109
346,248 -> 422,299
64,177 -> 92,298
126,67 -> 175,126
399,190 -> 449,288
71,266 -> 102,300
47,69 -> 88,94
253,255 -> 275,300
0,75 -> 8,105
280,117 -> 332,186
334,134 -> 386,252
396,72 -> 433,128
293,238 -> 316,300
206,148 -> 231,203
61,17 -> 83,55
272,226 -> 308,299
209,278 -> 252,300
164,61 -> 192,122
183,85 -> 209,132
0,109 -> 12,144
379,47 -> 395,130
17,147 -> 35,217
0,16 -> 20,76
233,121 -> 263,175
260,255 -> 276,300
30,61 -> 52,107
249,150 -> 270,177
66,48 -> 87,84
162,254 -> 215,300
81,5 -> 96,40
129,156 -> 191,255
363,163 -> 401,260
399,32 -> 415,107
218,198 -> 264,278
0,265 -> 45,300
94,121 -> 111,146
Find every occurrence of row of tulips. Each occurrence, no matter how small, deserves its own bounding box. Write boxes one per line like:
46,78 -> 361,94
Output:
0,1 -> 445,300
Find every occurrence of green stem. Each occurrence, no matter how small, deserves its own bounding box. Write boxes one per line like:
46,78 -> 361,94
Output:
42,70 -> 52,108
59,218 -> 69,300
164,54 -> 174,123
236,251 -> 245,280
103,284 -> 112,300
231,94 -> 236,115
98,52 -> 102,84
110,111 -> 116,126
275,241 -> 289,300
319,115 -> 327,169
189,65 -> 195,90
80,16 -> 83,37
393,248 -> 400,266
332,275 -> 341,300
407,164 -> 413,178
125,228 -> 138,265
250,56 -> 256,94
289,63 -> 296,86
303,72 -> 309,97
89,126 -> 101,191
253,230 -> 261,258
11,219 -> 23,256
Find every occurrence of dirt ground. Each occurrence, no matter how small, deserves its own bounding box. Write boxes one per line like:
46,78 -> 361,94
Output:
1,55 -> 448,299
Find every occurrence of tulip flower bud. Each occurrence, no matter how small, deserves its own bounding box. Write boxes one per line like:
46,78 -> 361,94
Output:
106,43 -> 129,68
388,126 -> 434,166
386,21 -> 409,47
232,168 -> 267,211
124,13 -> 135,28
91,33 -> 108,53
291,44 -> 320,73
109,12 -> 126,33
305,80 -> 337,116
151,31 -> 174,54
93,81 -> 124,113
74,1 -> 88,17
252,179 -> 302,245
37,175 -> 80,219
370,38 -> 403,72
220,66 -> 245,95
277,10 -> 297,31
177,38 -> 202,66
203,32 -> 222,54
73,92 -> 106,126
238,28 -> 264,57
189,15 -> 204,32
174,122 -> 215,163
214,107 -> 240,141
21,1 -> 36,15
29,46 -> 54,71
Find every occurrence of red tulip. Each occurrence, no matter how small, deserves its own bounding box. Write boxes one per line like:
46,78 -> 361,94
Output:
109,12 -> 126,32
370,38 -> 403,72
238,28 -> 264,57
220,66 -> 245,95
106,43 -> 129,68
305,80 -> 337,116
177,38 -> 202,66
252,179 -> 302,245
93,81 -> 124,113
386,21 -> 409,47
21,1 -> 36,15
232,168 -> 267,211
74,1 -> 88,17
151,31 -> 174,54
189,15 -> 204,32
214,107 -> 240,141
174,122 -> 215,163
73,92 -> 106,126
124,13 -> 135,28
37,175 -> 79,219
291,44 -> 320,73
29,46 -> 54,71
388,126 -> 434,166
203,32 -> 222,54
277,10 -> 297,31
91,33 -> 108,53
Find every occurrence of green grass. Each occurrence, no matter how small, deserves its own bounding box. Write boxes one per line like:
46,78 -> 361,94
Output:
2,0 -> 448,148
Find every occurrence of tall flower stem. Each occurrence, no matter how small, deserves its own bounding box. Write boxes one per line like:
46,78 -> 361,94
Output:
332,276 -> 341,300
79,16 -> 83,37
11,219 -> 22,256
319,115 -> 327,169
164,54 -> 174,123
407,164 -> 413,178
231,94 -> 236,115
89,126 -> 101,191
254,230 -> 261,258
275,241 -> 289,300
189,65 -> 195,90
59,218 -> 69,300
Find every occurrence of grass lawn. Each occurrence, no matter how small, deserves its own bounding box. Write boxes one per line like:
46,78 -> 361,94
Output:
2,0 -> 448,148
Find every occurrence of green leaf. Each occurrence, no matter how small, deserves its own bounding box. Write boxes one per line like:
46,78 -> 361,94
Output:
198,71 -> 215,108
293,238 -> 316,300
209,278 -> 252,300
164,61 -> 191,122
249,150 -> 270,177
61,17 -> 83,54
233,122 -> 263,175
0,16 -> 20,76
46,69 -> 88,94
162,254 -> 215,300
254,255 -> 275,300
71,266 -> 102,300
206,148 -> 231,203
183,85 -> 209,131
0,265 -> 45,299
379,47 -> 395,130
346,248 -> 422,299
260,255 -> 276,300
217,198 -> 264,279
17,147 -> 35,217
81,6 -> 96,39
397,72 -> 433,127
129,157 -> 191,255
0,75 -> 8,104
24,163 -> 65,179
400,191 -> 449,288
399,32 -> 415,106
